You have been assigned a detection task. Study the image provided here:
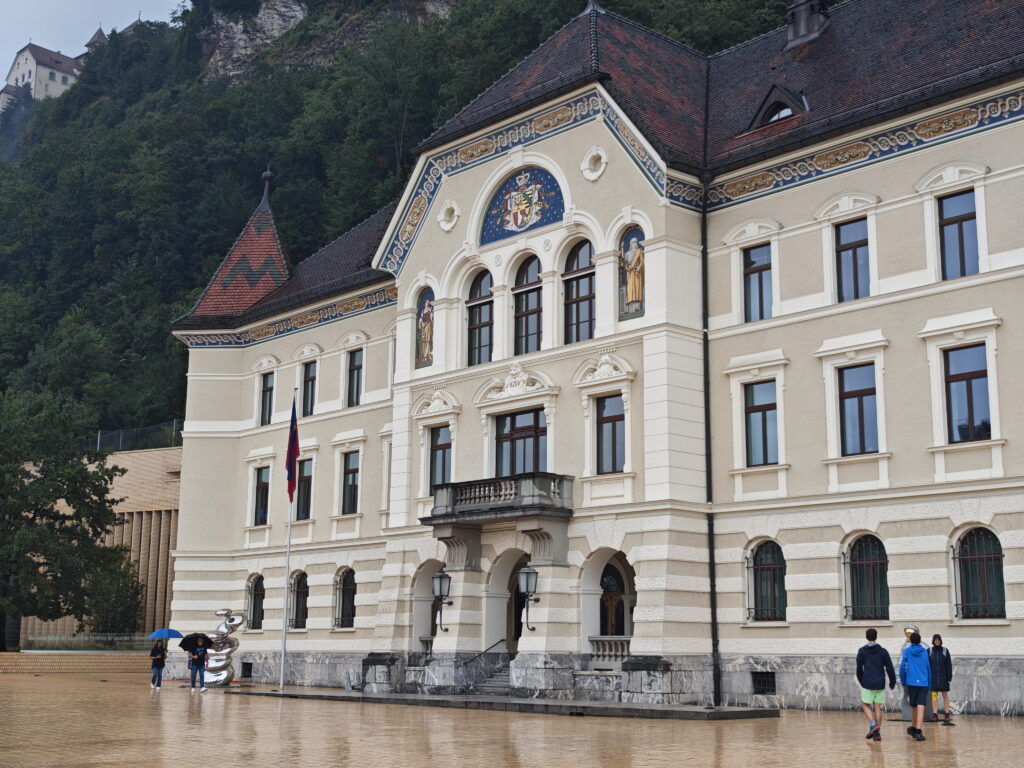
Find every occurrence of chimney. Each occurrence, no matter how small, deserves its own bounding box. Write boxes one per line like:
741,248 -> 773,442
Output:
786,1 -> 829,50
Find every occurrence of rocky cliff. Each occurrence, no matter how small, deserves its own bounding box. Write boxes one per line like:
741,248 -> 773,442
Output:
198,0 -> 455,82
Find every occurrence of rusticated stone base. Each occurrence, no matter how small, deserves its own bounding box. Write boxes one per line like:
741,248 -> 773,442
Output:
166,650 -> 1024,715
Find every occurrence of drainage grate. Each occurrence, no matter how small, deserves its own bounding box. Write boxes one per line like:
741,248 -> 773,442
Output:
240,662 -> 253,679
751,670 -> 776,695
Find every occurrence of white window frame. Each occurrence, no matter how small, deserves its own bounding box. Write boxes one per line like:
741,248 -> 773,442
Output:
244,446 -> 275,548
814,330 -> 890,493
293,343 -> 323,419
723,219 -> 782,325
814,193 -> 880,305
919,308 -> 1003,483
339,332 -> 369,409
330,430 -> 366,518
724,349 -> 788,501
252,355 -> 279,428
915,163 -> 990,282
411,391 -> 461,499
474,364 -> 559,477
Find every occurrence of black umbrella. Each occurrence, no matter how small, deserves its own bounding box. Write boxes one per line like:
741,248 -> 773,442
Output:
178,633 -> 213,652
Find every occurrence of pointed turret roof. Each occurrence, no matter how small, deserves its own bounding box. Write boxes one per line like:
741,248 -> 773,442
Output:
86,28 -> 108,48
179,171 -> 291,324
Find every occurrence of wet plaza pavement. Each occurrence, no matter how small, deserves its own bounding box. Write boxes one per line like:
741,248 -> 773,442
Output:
1,674 -> 1021,768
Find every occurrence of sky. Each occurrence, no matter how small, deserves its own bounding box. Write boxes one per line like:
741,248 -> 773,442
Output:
0,0 -> 181,66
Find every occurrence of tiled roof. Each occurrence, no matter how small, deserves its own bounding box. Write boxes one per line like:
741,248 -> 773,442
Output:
175,202 -> 395,331
418,6 -> 708,172
86,28 -> 108,47
420,0 -> 1024,173
706,0 -> 1024,170
179,195 -> 292,325
22,44 -> 79,77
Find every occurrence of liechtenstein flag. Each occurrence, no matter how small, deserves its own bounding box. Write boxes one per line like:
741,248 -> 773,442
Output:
285,397 -> 300,503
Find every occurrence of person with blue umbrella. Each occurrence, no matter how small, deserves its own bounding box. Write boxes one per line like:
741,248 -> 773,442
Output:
148,628 -> 182,690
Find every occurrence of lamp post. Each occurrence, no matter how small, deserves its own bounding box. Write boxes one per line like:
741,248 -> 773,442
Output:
517,566 -> 541,631
432,568 -> 454,632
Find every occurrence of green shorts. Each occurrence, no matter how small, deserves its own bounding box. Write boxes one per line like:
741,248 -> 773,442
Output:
861,688 -> 886,704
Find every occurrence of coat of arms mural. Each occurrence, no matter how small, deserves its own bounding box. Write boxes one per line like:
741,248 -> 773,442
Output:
481,167 -> 564,245
618,226 -> 645,320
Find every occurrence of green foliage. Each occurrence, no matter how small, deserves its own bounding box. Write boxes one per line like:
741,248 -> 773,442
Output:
83,548 -> 145,634
0,0 -> 800,438
0,389 -> 125,648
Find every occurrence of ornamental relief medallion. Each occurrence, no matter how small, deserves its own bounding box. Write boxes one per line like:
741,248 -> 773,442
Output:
914,108 -> 979,139
723,172 -> 777,199
813,142 -> 872,171
533,105 -> 574,133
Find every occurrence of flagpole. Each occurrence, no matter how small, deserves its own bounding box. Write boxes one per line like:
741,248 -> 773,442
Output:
278,389 -> 299,691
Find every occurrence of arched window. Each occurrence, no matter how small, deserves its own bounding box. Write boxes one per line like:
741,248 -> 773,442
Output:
334,569 -> 357,628
749,541 -> 787,621
467,271 -> 493,366
599,563 -> 627,636
564,240 -> 595,344
247,574 -> 265,630
764,103 -> 793,123
415,288 -> 435,369
846,535 -> 889,621
290,572 -> 309,629
513,256 -> 542,355
955,528 -> 1005,619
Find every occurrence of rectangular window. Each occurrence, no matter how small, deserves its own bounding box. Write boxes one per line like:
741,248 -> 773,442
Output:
835,218 -> 870,302
295,459 -> 313,520
744,381 -> 777,467
341,451 -> 360,515
743,244 -> 772,322
61,75 -> 68,85
259,372 -> 274,426
429,426 -> 452,492
939,190 -> 978,280
48,71 -> 55,81
467,300 -> 493,366
301,361 -> 317,417
514,287 -> 542,355
944,344 -> 990,443
346,349 -> 363,408
564,272 -> 595,344
253,467 -> 270,526
839,364 -> 878,456
495,409 -> 547,477
596,395 -> 625,475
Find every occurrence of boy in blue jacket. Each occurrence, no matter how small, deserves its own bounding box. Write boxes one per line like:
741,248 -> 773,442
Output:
856,628 -> 896,740
899,631 -> 931,741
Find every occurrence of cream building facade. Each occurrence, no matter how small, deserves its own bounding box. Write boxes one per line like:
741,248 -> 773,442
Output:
170,1 -> 1024,713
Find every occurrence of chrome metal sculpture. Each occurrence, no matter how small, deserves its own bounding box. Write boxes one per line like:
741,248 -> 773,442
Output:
205,608 -> 245,687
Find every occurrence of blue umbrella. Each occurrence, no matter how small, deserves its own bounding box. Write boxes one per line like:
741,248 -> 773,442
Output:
149,628 -> 184,639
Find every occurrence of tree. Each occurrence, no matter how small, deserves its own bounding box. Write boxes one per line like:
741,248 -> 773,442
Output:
83,549 -> 144,635
0,390 -> 124,651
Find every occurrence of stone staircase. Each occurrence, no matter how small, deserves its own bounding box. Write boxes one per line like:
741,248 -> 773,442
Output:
471,665 -> 511,696
0,652 -> 150,674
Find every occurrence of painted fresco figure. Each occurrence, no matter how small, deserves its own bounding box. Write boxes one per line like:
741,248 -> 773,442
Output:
416,289 -> 434,368
619,226 -> 645,319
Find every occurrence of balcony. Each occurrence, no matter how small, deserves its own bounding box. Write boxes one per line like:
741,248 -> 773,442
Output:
588,635 -> 632,670
424,473 -> 574,526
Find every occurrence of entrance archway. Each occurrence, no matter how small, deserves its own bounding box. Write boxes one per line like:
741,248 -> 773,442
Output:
484,548 -> 529,656
411,559 -> 444,653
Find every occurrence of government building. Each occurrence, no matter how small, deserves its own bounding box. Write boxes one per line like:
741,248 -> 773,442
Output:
169,0 -> 1024,713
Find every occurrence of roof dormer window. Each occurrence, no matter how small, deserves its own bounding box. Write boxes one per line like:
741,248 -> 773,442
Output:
749,85 -> 806,130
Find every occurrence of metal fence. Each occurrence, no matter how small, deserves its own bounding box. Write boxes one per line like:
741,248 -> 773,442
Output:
22,633 -> 151,651
95,419 -> 182,453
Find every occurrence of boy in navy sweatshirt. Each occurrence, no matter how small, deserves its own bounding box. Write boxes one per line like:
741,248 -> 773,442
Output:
856,627 -> 896,740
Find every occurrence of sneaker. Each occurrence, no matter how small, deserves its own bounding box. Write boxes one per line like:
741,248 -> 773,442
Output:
906,726 -> 915,736
931,713 -> 940,722
190,688 -> 195,694
200,687 -> 208,693
872,733 -> 882,741
866,724 -> 880,739
150,683 -> 155,689
913,729 -> 926,741
155,687 -> 161,692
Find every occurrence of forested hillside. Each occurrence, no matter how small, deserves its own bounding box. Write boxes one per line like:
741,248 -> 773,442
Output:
0,0 -> 798,439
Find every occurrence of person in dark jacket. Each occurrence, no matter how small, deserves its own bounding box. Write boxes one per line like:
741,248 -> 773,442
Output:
856,627 -> 896,740
149,640 -> 166,690
189,636 -> 209,693
929,633 -> 953,721
899,631 -> 931,740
